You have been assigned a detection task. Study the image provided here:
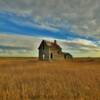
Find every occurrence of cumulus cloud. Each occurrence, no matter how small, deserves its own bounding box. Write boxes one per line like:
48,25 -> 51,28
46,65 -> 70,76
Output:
0,0 -> 100,38
58,38 -> 100,57
0,33 -> 99,57
0,0 -> 100,57
0,34 -> 42,57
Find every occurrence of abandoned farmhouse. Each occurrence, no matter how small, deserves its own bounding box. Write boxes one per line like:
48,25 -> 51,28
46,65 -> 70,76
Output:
38,40 -> 73,60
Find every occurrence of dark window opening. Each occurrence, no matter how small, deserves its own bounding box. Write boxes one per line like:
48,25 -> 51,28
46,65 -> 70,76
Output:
57,51 -> 59,54
51,53 -> 53,59
64,54 -> 66,59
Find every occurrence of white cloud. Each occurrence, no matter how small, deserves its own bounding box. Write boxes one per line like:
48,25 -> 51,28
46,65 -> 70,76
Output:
73,39 -> 97,47
0,0 -> 100,57
0,33 -> 99,57
0,0 -> 100,38
59,38 -> 97,47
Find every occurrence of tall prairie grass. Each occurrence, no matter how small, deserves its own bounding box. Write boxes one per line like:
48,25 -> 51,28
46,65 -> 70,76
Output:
0,58 -> 100,100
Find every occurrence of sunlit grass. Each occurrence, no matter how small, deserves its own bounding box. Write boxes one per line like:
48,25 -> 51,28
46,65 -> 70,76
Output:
0,58 -> 100,100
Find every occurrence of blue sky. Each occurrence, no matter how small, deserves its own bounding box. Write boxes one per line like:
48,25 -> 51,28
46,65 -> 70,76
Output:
0,0 -> 100,57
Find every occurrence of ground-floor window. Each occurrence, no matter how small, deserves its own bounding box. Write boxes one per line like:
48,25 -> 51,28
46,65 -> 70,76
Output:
43,54 -> 45,60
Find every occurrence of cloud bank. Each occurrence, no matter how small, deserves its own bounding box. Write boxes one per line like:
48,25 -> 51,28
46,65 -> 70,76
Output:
0,34 -> 99,57
0,0 -> 100,38
0,0 -> 100,57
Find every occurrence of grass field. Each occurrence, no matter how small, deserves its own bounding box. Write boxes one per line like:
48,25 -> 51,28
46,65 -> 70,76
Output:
0,58 -> 100,100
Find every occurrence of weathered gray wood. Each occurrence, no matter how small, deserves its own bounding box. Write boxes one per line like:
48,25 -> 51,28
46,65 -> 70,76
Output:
38,40 -> 73,60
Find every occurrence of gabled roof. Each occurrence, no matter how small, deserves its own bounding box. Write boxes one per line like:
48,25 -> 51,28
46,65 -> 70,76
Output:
38,40 -> 62,50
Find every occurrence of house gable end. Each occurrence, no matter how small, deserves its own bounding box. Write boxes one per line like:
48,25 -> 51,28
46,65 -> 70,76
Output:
38,40 -> 49,50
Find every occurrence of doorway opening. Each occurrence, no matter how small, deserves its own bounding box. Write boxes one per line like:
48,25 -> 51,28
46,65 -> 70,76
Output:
50,53 -> 53,59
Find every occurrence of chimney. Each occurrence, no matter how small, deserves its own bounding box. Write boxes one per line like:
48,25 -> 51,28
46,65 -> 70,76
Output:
54,40 -> 57,44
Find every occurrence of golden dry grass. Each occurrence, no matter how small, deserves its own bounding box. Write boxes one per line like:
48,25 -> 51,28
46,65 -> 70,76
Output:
0,58 -> 100,100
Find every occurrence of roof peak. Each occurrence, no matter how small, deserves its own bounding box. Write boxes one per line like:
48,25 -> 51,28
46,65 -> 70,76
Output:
42,40 -> 61,49
43,40 -> 57,44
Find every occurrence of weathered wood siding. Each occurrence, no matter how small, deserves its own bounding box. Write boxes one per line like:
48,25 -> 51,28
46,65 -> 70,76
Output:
39,43 -> 49,60
49,48 -> 64,60
38,40 -> 73,60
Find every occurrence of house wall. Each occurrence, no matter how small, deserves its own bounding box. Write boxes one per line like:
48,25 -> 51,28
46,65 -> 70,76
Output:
38,40 -> 73,60
39,45 -> 49,60
49,48 -> 64,60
